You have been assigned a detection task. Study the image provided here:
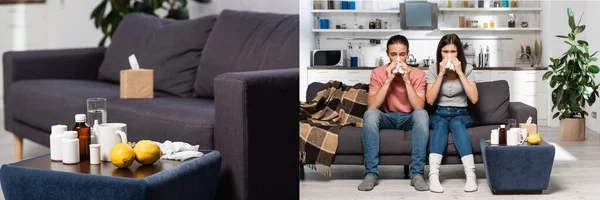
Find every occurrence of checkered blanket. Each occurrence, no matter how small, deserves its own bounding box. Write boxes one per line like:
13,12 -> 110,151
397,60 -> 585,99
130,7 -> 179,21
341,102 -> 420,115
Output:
299,80 -> 369,176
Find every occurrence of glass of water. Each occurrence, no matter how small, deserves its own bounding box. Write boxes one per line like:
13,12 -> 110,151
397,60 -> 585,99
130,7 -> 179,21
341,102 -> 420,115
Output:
506,118 -> 517,129
87,98 -> 107,126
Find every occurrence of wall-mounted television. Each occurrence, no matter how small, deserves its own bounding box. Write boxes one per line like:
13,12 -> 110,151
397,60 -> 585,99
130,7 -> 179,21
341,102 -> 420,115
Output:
400,1 -> 439,30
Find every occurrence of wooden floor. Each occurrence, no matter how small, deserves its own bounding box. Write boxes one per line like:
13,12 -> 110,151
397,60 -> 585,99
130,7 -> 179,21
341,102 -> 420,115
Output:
301,126 -> 600,199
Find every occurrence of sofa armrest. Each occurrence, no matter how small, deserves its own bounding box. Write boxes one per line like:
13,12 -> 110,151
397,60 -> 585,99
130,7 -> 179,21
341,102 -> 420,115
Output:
3,47 -> 105,132
509,102 -> 538,124
3,47 -> 105,83
214,68 -> 299,200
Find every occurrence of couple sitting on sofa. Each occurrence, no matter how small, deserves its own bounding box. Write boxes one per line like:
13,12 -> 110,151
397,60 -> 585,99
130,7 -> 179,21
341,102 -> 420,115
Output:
359,33 -> 478,193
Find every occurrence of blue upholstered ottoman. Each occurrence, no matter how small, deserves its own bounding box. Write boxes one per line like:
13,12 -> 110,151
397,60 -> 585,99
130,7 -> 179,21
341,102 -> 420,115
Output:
0,150 -> 221,200
480,139 -> 555,194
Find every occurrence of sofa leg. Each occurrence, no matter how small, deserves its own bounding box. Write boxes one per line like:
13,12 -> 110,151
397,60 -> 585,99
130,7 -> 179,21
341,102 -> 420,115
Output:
299,162 -> 305,180
404,165 -> 409,179
13,135 -> 23,161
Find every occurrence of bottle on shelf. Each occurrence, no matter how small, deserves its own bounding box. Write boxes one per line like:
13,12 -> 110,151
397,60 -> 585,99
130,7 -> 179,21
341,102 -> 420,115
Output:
73,114 -> 91,160
508,14 -> 516,27
447,0 -> 453,8
484,45 -> 490,67
478,46 -> 483,68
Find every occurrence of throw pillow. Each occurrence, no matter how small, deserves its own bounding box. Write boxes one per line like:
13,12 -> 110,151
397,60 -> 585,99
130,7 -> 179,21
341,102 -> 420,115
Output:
468,80 -> 510,126
97,13 -> 217,97
193,9 -> 299,98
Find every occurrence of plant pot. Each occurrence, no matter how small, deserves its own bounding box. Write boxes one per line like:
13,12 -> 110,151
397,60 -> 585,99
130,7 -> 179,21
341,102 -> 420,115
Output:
560,118 -> 586,141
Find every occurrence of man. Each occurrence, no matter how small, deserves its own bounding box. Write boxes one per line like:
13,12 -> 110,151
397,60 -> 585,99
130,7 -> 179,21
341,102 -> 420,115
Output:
358,34 -> 430,191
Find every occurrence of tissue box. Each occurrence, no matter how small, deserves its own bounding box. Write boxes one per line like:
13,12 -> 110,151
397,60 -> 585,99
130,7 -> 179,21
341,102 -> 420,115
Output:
519,123 -> 538,135
120,69 -> 153,99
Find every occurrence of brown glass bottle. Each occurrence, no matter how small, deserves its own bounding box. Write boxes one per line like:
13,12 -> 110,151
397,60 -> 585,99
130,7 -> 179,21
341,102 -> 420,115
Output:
498,125 -> 507,144
73,114 -> 91,160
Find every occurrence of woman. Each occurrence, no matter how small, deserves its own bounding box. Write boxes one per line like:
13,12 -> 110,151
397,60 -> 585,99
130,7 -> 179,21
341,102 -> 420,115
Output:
425,34 -> 479,193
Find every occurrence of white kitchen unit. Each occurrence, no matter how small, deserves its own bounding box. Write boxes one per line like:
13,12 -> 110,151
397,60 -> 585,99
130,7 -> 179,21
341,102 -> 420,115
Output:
307,67 -> 429,85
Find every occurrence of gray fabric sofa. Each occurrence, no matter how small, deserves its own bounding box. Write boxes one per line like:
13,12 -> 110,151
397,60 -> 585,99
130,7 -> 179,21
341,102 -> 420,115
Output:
3,10 -> 299,200
303,80 -> 537,177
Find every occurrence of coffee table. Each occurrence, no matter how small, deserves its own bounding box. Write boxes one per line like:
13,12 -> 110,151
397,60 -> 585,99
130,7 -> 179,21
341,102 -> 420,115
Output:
0,150 -> 221,200
480,139 -> 555,194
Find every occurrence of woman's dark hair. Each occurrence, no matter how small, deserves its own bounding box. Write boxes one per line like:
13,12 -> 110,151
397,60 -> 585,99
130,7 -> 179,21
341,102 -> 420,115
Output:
436,34 -> 467,73
386,34 -> 409,53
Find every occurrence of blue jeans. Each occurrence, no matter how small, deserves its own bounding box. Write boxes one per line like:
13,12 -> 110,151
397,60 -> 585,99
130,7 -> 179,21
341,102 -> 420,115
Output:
429,106 -> 474,157
362,108 -> 429,178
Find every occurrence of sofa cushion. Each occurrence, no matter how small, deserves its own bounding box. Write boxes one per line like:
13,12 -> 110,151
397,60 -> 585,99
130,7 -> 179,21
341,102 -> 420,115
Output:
98,13 -> 217,97
193,9 -> 299,98
336,127 -> 412,155
468,80 -> 510,126
9,79 -> 216,149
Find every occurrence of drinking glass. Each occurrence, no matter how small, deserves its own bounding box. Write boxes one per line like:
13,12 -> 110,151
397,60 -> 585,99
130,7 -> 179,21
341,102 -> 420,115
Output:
507,118 -> 517,129
87,98 -> 107,126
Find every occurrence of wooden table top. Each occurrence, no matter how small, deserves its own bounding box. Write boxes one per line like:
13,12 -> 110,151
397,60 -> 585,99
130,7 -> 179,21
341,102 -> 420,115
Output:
12,154 -> 203,179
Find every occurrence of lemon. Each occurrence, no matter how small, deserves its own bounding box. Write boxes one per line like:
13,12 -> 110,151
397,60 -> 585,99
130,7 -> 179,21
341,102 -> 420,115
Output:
110,143 -> 135,168
133,140 -> 163,165
528,133 -> 542,145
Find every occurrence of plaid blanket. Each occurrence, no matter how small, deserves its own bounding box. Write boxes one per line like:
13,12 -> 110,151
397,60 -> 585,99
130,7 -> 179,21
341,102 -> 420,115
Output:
299,80 -> 369,176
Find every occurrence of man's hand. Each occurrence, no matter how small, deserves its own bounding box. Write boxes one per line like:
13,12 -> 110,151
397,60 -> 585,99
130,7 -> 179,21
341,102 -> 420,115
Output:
386,60 -> 397,82
400,60 -> 411,82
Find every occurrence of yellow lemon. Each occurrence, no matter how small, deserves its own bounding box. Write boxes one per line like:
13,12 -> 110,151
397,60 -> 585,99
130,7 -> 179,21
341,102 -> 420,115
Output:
133,140 -> 163,165
528,133 -> 542,145
110,143 -> 135,168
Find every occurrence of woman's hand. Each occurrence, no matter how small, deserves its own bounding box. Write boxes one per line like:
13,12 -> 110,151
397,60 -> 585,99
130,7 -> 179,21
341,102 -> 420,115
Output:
438,57 -> 448,76
451,57 -> 463,75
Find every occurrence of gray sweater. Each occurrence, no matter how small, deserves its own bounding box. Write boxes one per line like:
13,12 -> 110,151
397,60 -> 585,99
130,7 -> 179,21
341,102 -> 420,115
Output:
426,63 -> 476,107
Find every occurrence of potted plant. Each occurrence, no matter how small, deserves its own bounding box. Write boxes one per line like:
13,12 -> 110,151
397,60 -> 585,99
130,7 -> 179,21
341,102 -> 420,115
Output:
543,8 -> 600,141
90,0 -> 211,47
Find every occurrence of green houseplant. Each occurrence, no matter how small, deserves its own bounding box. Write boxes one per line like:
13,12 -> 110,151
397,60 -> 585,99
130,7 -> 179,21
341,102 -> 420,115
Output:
542,8 -> 600,140
90,0 -> 211,47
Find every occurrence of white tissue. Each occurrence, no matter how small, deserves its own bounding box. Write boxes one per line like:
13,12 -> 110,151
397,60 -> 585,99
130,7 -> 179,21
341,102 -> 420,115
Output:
128,54 -> 140,70
154,140 -> 204,161
526,116 -> 532,124
392,56 -> 404,74
445,55 -> 455,71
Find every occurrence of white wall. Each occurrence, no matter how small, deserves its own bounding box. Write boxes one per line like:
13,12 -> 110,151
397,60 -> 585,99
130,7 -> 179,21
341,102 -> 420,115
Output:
46,0 -> 103,49
583,1 -> 600,132
300,0 -> 315,102
189,0 -> 298,18
43,0 -> 299,49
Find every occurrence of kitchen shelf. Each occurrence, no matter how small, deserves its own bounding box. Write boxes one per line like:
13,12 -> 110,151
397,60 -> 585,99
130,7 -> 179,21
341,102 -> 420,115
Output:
439,7 -> 542,12
439,27 -> 542,31
311,9 -> 399,14
312,29 -> 402,33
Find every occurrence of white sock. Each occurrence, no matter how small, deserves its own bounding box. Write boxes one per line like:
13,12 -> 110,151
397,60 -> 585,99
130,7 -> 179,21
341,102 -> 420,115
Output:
428,153 -> 444,193
461,154 -> 478,192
